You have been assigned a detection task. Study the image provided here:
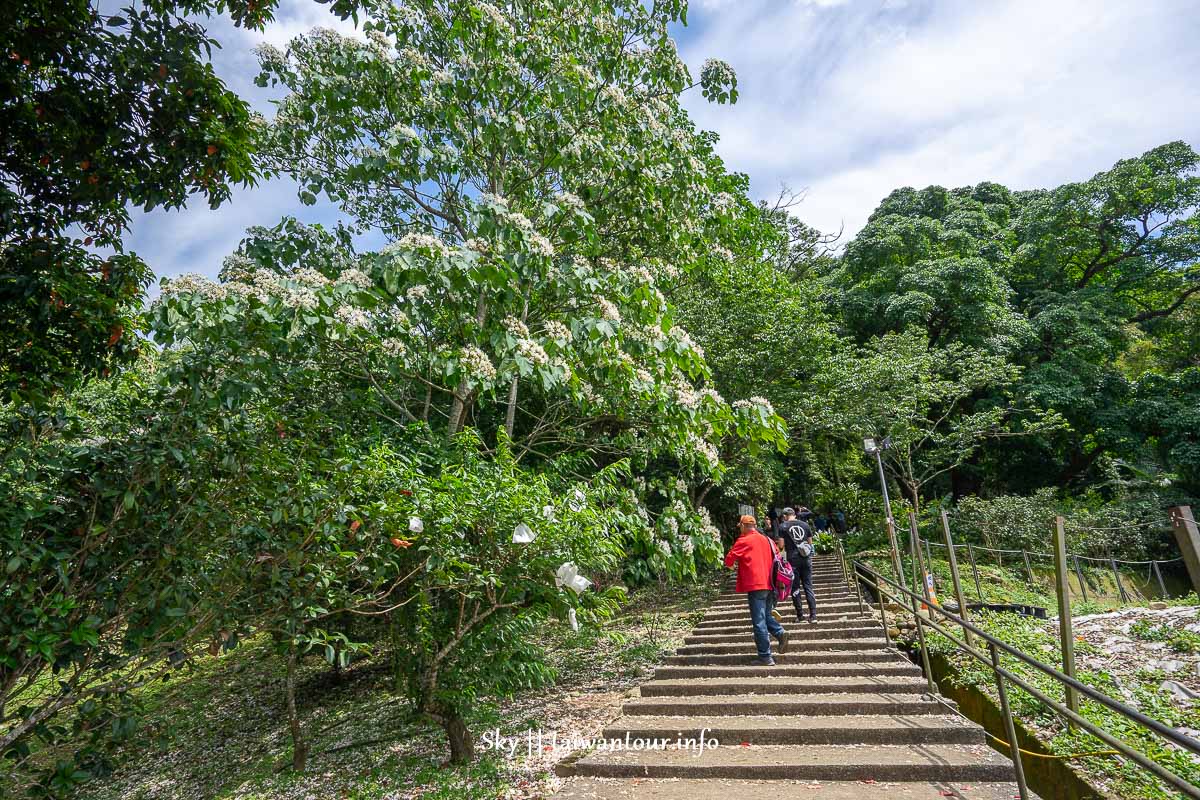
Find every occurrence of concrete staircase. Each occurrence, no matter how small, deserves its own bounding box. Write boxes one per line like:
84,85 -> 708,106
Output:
554,553 -> 1033,799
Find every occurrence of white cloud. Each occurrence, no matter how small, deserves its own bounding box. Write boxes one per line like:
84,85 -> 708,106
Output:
678,0 -> 1200,237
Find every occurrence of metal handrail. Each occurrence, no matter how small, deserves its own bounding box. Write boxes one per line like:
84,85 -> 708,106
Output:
853,560 -> 1200,800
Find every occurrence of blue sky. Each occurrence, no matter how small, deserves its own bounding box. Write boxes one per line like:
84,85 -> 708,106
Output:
130,0 -> 1200,290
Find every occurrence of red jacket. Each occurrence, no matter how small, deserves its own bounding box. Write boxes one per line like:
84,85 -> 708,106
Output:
724,530 -> 777,592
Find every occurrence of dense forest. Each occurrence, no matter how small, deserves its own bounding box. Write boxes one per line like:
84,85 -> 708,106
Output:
2,0 -> 1198,792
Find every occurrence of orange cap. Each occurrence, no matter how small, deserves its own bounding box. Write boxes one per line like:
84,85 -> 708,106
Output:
739,514 -> 757,526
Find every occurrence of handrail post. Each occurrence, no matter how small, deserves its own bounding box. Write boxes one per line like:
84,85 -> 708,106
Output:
885,517 -> 904,587
989,640 -> 1030,800
1054,517 -> 1080,717
1111,558 -> 1129,604
873,571 -> 892,649
966,543 -> 984,600
1153,560 -> 1168,599
1022,549 -> 1034,584
924,537 -> 935,586
839,541 -> 865,615
908,514 -> 936,695
910,512 -> 930,601
940,510 -> 973,647
1073,555 -> 1089,603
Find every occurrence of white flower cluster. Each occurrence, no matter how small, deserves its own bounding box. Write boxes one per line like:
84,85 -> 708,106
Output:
701,58 -> 737,89
503,316 -> 530,338
711,245 -> 735,262
406,284 -> 429,301
634,367 -> 654,386
480,191 -> 508,207
465,237 -> 491,254
600,84 -> 627,107
220,253 -> 256,281
673,378 -> 700,409
460,345 -> 497,382
293,268 -> 330,288
555,191 -> 585,212
712,192 -> 736,211
630,264 -> 654,284
476,1 -> 513,33
679,536 -> 695,556
398,232 -> 449,256
516,338 -> 550,367
543,320 -> 572,342
335,306 -> 370,329
733,396 -> 776,415
381,337 -> 408,357
551,356 -> 572,380
161,273 -> 227,301
669,326 -> 705,359
391,123 -> 419,141
687,432 -> 719,467
336,268 -> 373,290
504,209 -> 534,232
699,387 -> 724,406
656,538 -> 672,557
596,296 -> 620,322
528,232 -> 555,257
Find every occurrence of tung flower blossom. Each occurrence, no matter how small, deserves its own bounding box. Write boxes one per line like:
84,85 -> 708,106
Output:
596,296 -> 620,322
543,320 -> 572,342
398,232 -> 449,256
516,338 -> 549,367
460,345 -> 497,382
336,268 -> 374,290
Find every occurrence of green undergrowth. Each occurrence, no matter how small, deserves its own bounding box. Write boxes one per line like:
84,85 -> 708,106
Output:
925,610 -> 1200,800
854,548 -> 1192,615
3,575 -> 720,800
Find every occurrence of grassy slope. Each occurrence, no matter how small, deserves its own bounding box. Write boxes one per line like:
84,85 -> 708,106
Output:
4,575 -> 720,800
855,548 -> 1200,800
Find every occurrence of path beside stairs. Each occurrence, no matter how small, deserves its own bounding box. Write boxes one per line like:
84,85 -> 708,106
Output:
554,553 -> 1034,799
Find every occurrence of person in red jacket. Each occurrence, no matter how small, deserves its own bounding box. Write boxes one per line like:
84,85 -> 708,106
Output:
724,514 -> 789,666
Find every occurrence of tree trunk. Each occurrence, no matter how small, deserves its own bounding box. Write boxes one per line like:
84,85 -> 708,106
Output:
432,702 -> 474,764
285,646 -> 309,772
504,376 -> 518,438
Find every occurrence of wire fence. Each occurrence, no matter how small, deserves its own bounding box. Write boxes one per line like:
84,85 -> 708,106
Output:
926,540 -> 1184,568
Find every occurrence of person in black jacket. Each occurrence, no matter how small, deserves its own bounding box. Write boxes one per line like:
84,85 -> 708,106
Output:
776,507 -> 817,622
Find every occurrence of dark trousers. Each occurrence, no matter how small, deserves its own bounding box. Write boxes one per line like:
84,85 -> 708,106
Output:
789,555 -> 816,619
747,589 -> 785,658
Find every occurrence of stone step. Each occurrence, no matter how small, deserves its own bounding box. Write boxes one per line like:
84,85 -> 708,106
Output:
665,650 -> 907,666
653,663 -> 921,680
709,596 -> 857,610
693,617 -> 874,633
622,692 -> 945,717
564,743 -> 1014,782
697,610 -> 865,627
702,604 -> 859,620
601,713 -> 984,745
554,778 -> 1029,799
638,675 -> 929,696
684,627 -> 882,644
677,639 -> 882,655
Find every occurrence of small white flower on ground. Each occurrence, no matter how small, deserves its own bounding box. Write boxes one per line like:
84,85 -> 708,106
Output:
512,523 -> 535,544
568,607 -> 579,632
408,516 -> 424,534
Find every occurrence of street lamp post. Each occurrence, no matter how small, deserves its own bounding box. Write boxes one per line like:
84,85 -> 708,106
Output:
864,437 -> 904,584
